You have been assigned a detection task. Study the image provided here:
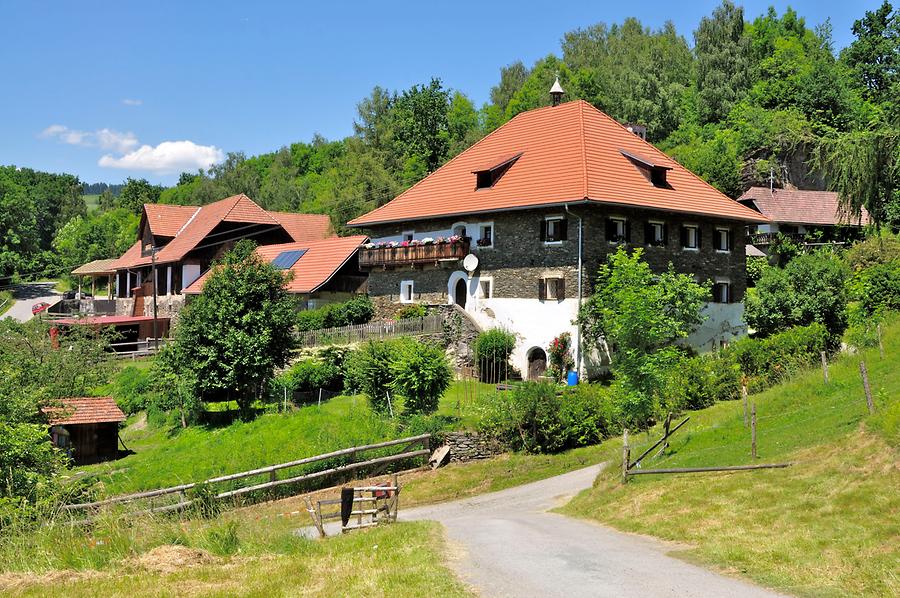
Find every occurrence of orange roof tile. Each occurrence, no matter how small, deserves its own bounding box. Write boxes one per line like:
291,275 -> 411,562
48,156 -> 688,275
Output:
349,100 -> 768,226
269,212 -> 333,243
42,397 -> 125,426
183,235 -> 367,295
143,204 -> 200,237
738,187 -> 870,226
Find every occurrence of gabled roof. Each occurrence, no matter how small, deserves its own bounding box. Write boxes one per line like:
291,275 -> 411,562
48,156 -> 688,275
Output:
738,187 -> 870,227
110,195 -> 334,269
42,397 -> 126,426
71,258 -> 118,276
183,235 -> 367,295
348,100 -> 767,226
269,211 -> 333,243
143,204 -> 200,237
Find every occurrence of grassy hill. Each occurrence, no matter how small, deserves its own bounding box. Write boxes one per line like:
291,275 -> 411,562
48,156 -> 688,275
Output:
82,194 -> 100,212
560,320 -> 900,597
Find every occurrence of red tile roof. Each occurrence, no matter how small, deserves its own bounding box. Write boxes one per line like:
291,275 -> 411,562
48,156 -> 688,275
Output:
143,204 -> 200,237
349,100 -> 767,227
42,397 -> 126,426
110,195 -> 334,269
738,187 -> 870,226
182,235 -> 367,295
269,211 -> 333,243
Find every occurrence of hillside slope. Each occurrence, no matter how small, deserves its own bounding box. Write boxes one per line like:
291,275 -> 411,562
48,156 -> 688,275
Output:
562,321 -> 900,597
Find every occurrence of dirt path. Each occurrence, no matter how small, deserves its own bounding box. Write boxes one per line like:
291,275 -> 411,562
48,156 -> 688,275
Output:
399,465 -> 785,598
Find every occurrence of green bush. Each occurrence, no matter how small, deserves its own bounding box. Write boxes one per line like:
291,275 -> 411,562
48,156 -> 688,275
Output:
845,233 -> 900,271
390,341 -> 452,415
400,414 -> 456,447
859,261 -> 900,316
746,255 -> 769,286
343,339 -> 410,413
560,384 -> 621,445
478,381 -> 565,453
724,323 -> 828,392
280,358 -> 342,392
297,295 -> 375,332
669,354 -> 741,411
395,304 -> 427,320
474,328 -> 516,382
111,366 -> 158,415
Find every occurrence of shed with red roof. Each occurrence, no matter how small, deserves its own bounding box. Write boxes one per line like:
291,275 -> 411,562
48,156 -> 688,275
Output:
42,397 -> 126,465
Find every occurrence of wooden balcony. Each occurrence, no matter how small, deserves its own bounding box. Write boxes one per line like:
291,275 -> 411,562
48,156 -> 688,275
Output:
359,239 -> 470,268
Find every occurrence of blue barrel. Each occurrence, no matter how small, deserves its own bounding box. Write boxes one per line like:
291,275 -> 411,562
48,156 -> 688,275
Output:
566,370 -> 579,386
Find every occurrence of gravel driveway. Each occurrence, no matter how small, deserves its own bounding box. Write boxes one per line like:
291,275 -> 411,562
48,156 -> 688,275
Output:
401,464 -> 785,598
4,282 -> 61,322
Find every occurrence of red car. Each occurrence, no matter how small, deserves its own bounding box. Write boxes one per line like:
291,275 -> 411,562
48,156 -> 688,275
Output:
31,301 -> 50,315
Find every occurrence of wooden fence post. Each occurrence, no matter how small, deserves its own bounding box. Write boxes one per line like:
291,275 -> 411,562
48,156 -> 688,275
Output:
742,384 -> 748,426
622,429 -> 630,484
877,324 -> 884,359
859,361 -> 875,414
751,402 -> 757,460
821,351 -> 829,384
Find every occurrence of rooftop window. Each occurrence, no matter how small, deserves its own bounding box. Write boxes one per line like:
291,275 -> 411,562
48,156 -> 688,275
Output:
620,150 -> 672,189
473,152 -> 523,189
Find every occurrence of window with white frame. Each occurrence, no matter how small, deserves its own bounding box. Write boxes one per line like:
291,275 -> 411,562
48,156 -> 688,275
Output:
479,278 -> 493,298
542,216 -> 566,243
715,228 -> 731,252
477,223 -> 494,247
402,230 -> 414,242
400,280 -> 414,303
681,224 -> 700,250
607,217 -> 628,243
647,221 -> 666,247
713,279 -> 731,303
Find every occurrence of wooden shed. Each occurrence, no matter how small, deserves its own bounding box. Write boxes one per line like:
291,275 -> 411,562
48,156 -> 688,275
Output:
42,397 -> 126,465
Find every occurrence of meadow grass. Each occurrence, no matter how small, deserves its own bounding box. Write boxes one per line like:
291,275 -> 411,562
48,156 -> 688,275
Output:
82,194 -> 100,212
559,322 -> 900,598
0,289 -> 13,316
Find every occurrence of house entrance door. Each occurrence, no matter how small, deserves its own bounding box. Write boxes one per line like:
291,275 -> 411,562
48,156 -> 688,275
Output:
527,348 -> 547,380
454,278 -> 467,309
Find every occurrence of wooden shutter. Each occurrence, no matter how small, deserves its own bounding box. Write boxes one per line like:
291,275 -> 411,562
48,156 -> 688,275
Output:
662,223 -> 668,246
644,223 -> 652,245
539,220 -> 546,242
728,229 -> 734,251
696,226 -> 702,249
625,220 -> 632,243
559,218 -> 568,241
557,277 -> 566,300
538,278 -> 546,301
606,218 -> 615,241
680,225 -> 687,247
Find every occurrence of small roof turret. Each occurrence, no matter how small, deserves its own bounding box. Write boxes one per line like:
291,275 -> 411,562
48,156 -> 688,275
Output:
550,77 -> 565,106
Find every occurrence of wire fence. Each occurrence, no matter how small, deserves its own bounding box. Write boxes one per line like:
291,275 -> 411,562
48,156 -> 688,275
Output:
298,315 -> 444,348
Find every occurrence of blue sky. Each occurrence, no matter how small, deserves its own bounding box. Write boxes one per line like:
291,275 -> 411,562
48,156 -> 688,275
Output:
0,0 -> 884,186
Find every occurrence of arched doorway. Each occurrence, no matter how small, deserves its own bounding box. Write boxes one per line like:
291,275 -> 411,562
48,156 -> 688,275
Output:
527,347 -> 547,380
454,278 -> 467,309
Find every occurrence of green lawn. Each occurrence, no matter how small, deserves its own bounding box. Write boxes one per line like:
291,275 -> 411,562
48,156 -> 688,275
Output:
0,290 -> 13,317
560,321 -> 900,598
82,194 -> 100,212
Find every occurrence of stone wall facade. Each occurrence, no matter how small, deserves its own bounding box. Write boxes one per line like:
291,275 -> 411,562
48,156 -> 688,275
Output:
444,431 -> 504,462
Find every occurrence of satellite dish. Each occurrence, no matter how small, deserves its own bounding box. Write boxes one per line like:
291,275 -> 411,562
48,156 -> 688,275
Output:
463,253 -> 479,273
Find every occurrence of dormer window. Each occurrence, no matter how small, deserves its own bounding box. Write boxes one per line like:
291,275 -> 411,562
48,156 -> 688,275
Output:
620,150 -> 672,189
473,152 -> 523,190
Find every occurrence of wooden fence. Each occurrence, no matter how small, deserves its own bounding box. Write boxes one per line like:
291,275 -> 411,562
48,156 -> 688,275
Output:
62,434 -> 431,518
298,314 -> 444,348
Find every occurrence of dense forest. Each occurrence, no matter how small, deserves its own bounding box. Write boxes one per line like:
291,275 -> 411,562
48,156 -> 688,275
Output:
2,1 -> 898,282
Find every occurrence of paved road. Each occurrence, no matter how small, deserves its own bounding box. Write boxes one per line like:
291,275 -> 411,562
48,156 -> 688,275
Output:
403,465 -> 784,598
4,282 -> 61,322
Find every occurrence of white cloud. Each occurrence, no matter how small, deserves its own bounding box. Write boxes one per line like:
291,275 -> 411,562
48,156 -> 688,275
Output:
41,124 -> 138,153
99,140 -> 224,174
122,98 -> 143,106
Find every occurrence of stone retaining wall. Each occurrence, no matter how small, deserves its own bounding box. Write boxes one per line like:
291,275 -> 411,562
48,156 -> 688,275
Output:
444,431 -> 504,462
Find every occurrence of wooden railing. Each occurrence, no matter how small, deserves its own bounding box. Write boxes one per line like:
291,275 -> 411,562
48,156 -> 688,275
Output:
298,314 -> 444,347
62,434 -> 431,518
359,240 -> 470,268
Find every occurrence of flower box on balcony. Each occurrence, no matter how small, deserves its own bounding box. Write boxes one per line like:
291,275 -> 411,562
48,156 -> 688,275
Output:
359,236 -> 470,268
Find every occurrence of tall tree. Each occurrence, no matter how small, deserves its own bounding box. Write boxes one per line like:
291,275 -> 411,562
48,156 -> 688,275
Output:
841,1 -> 900,104
694,0 -> 751,123
118,177 -> 163,213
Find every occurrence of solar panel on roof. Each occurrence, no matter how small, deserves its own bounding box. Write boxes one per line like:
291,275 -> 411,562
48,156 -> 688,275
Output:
272,249 -> 307,270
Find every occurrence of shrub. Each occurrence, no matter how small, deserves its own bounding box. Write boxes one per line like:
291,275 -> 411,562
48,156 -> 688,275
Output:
400,414 -> 455,448
546,332 -> 575,383
845,233 -> 900,271
395,304 -> 427,320
859,261 -> 900,316
724,323 -> 828,392
478,381 -> 565,453
343,339 -> 409,413
280,358 -> 342,393
669,355 -> 741,411
745,251 -> 848,345
746,255 -> 769,286
559,384 -> 620,445
297,295 -> 374,331
474,328 -> 516,382
390,341 -> 452,415
111,366 -> 158,415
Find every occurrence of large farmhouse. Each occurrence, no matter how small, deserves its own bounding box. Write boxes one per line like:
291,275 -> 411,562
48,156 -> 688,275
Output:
348,90 -> 768,378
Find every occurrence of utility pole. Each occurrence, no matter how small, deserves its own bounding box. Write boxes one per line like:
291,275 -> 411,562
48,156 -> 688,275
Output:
150,246 -> 159,351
